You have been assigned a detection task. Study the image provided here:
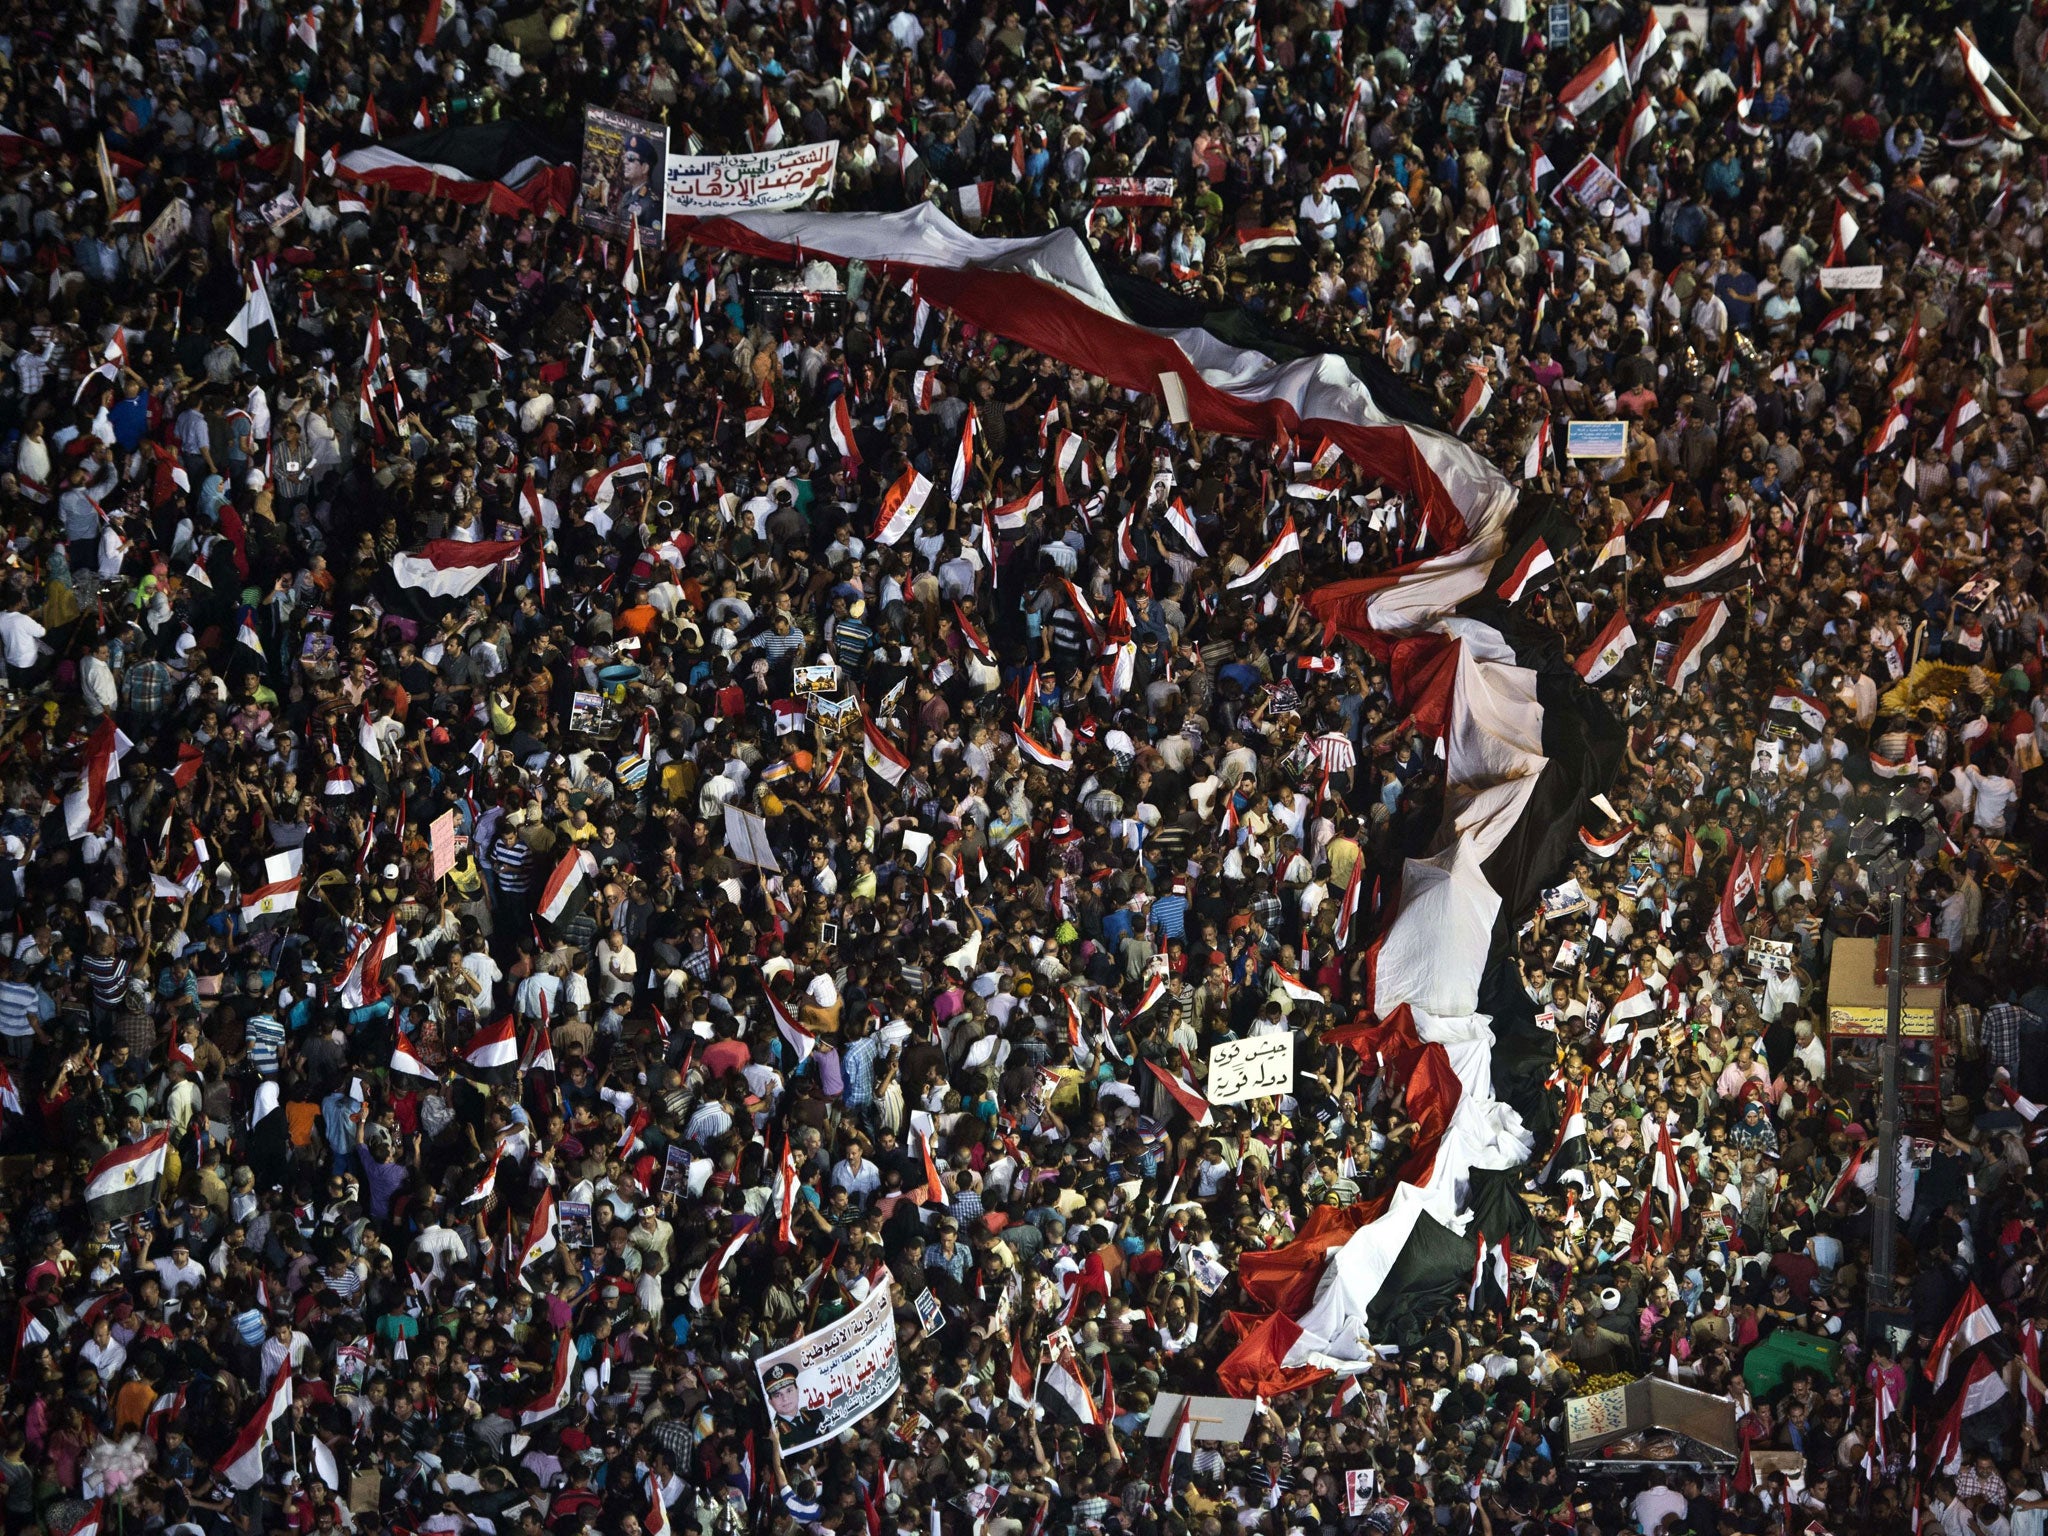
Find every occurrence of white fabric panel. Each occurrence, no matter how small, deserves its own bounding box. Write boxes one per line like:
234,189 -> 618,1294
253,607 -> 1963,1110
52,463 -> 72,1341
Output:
1361,535 -> 1508,637
1371,844 -> 1501,1020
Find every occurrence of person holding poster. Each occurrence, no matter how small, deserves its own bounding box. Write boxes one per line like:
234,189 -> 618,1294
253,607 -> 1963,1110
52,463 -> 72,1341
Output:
577,106 -> 666,238
752,1285 -> 900,1456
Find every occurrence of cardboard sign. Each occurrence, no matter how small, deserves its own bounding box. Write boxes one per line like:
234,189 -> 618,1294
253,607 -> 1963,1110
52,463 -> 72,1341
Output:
663,142 -> 838,218
1208,1033 -> 1295,1105
1818,265 -> 1884,290
429,809 -> 458,880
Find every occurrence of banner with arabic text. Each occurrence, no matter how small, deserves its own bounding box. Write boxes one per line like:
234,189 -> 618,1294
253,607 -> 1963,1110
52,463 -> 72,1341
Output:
754,1283 -> 898,1455
664,143 -> 839,218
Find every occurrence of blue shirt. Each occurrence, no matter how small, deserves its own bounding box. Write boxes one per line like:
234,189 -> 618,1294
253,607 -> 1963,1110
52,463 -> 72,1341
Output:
1150,893 -> 1189,942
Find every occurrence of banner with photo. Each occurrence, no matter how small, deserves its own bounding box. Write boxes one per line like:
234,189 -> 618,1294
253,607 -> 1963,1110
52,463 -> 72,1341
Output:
576,106 -> 666,239
754,1284 -> 899,1455
663,142 -> 839,218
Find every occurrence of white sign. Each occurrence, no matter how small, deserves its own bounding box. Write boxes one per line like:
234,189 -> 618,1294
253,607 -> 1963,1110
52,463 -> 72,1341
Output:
1566,421 -> 1630,459
755,1284 -> 900,1456
723,805 -> 782,871
664,143 -> 839,217
1818,265 -> 1884,290
1207,1033 -> 1295,1105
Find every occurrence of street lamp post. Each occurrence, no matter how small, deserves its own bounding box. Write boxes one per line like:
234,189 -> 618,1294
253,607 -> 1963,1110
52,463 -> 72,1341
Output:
1867,887 -> 1906,1326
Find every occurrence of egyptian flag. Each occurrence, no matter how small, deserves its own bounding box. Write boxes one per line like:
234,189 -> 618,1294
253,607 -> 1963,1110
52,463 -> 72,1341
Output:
1226,516 -> 1301,592
1930,1341 -> 2013,1474
390,1038 -> 439,1080
1663,597 -> 1729,690
1631,485 -> 1673,530
1823,1143 -> 1870,1209
1271,964 -> 1321,1004
1017,729 -> 1073,772
951,405 -> 979,500
686,1229 -> 751,1312
1444,211 -> 1500,281
520,1329 -> 579,1423
240,877 -> 302,931
764,986 -> 817,1063
829,394 -> 860,466
1007,1334 -> 1037,1408
1579,824 -> 1631,859
1705,845 -> 1750,954
1451,370 -> 1492,435
52,1504 -> 99,1536
957,180 -> 996,222
1040,1342 -> 1103,1426
1662,518 -> 1752,593
537,848 -> 591,927
744,380 -> 775,437
991,481 -> 1045,532
1575,612 -> 1638,685
1870,741 -> 1920,779
460,1013 -> 521,1072
1521,417 -> 1552,481
513,1188 -> 560,1285
1541,1078 -> 1590,1183
1866,404 -> 1909,456
1930,1285 -> 2004,1391
1650,1119 -> 1688,1245
225,263 -> 277,351
85,1132 -> 170,1220
1335,860 -> 1365,949
1617,90 -> 1657,163
919,1128 -> 948,1204
1144,1059 -> 1214,1126
1162,497 -> 1207,557
0,1063 -> 20,1117
1938,391 -> 1983,459
216,1361 -> 294,1489
1558,43 -> 1627,119
1955,29 -> 2033,140
1625,9 -> 1666,81
1124,974 -> 1168,1025
775,1141 -> 802,1244
64,719 -> 133,840
390,539 -> 522,596
1818,299 -> 1859,335
874,465 -> 933,545
1768,689 -> 1829,739
1491,526 -> 1560,604
339,911 -> 399,1007
862,713 -> 912,786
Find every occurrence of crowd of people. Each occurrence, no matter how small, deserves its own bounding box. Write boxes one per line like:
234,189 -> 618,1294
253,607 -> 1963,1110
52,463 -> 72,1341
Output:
6,0 -> 2048,1531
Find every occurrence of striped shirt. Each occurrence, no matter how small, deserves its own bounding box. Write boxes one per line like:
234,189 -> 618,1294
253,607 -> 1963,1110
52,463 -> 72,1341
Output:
245,1014 -> 285,1076
0,980 -> 40,1039
494,837 -> 533,896
1309,731 -> 1358,773
82,953 -> 129,1010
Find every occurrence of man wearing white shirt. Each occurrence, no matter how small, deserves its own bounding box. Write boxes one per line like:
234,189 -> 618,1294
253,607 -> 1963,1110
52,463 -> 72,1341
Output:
0,600 -> 45,688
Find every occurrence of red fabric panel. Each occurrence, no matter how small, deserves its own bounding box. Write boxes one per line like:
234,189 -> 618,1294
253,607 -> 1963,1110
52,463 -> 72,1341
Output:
1215,1311 -> 1330,1399
1387,634 -> 1461,739
1237,1204 -> 1373,1313
1402,1042 -> 1464,1147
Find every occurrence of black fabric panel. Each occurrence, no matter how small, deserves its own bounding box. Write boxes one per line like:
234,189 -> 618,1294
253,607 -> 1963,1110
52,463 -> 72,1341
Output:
1364,1211 -> 1476,1346
1468,1165 -> 1545,1256
378,122 -> 571,181
1098,270 -> 1446,431
1482,952 -> 1561,1145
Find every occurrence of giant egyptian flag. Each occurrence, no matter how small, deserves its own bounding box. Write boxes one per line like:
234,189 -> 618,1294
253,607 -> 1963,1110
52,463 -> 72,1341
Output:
678,206 -> 1514,551
1220,498 -> 1621,1395
391,539 -> 522,598
338,122 -> 577,212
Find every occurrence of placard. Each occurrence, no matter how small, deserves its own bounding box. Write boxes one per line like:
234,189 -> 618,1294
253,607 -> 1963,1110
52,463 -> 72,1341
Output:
1566,1386 -> 1630,1442
1818,265 -> 1884,290
1207,1033 -> 1295,1105
663,142 -> 839,218
723,805 -> 782,871
1551,153 -> 1624,216
577,106 -> 667,240
558,1201 -> 594,1250
755,1284 -> 901,1456
429,809 -> 458,880
143,200 -> 192,277
914,1288 -> 945,1337
1092,176 -> 1176,208
1566,420 -> 1629,459
1144,1393 -> 1257,1443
